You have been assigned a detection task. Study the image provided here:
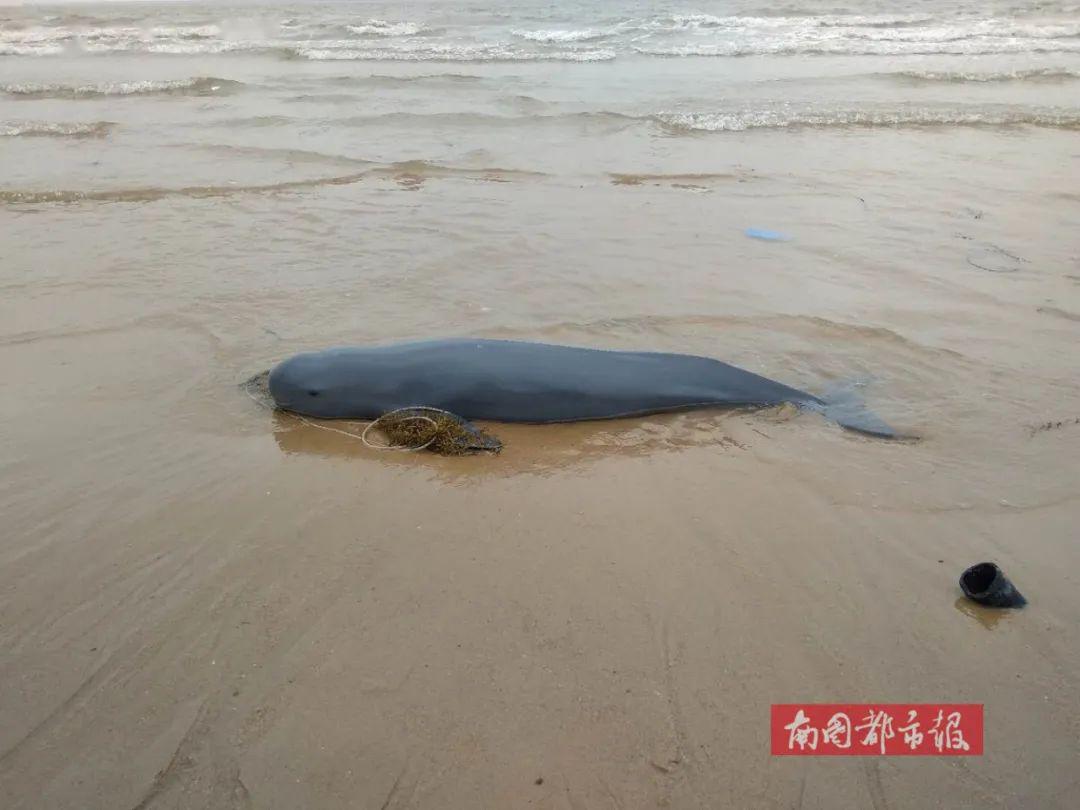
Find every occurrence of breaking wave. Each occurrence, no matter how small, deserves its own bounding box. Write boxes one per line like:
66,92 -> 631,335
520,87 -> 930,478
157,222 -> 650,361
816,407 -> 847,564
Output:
323,73 -> 485,86
655,107 -> 1080,132
193,105 -> 1080,134
330,110 -> 636,129
345,20 -> 425,37
891,68 -> 1080,82
0,42 -> 66,57
2,77 -> 244,99
4,11 -> 1080,60
634,14 -> 728,30
636,39 -> 1080,57
512,28 -> 608,43
290,43 -> 616,61
0,120 -> 114,138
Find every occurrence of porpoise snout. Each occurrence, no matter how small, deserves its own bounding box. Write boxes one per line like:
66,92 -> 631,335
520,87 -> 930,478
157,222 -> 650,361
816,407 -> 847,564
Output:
268,353 -> 334,417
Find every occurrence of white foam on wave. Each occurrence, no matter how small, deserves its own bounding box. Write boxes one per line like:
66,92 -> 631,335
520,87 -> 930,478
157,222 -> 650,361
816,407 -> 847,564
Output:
637,36 -> 1080,57
655,106 -> 1080,132
78,39 -> 265,56
2,77 -> 243,98
3,9 -> 1080,61
346,20 -> 424,37
148,25 -> 221,39
0,42 -> 67,56
616,13 -> 727,33
0,120 -> 114,137
1,23 -> 234,56
0,27 -> 70,55
59,24 -> 222,42
894,67 -> 1080,82
0,27 -> 74,44
666,14 -> 724,28
623,13 -> 860,32
295,43 -> 616,62
620,13 -> 1080,52
844,20 -> 1080,42
511,28 -> 607,43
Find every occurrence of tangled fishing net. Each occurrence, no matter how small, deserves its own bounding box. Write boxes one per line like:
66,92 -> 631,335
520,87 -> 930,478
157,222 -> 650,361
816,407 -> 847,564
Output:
361,407 -> 502,455
242,373 -> 501,456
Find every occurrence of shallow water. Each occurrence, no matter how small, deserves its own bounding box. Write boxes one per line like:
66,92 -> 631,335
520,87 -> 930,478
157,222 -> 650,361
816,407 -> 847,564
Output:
2,1 -> 1080,808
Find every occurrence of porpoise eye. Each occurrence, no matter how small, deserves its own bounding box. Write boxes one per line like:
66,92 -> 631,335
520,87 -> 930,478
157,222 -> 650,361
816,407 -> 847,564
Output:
307,390 -> 320,397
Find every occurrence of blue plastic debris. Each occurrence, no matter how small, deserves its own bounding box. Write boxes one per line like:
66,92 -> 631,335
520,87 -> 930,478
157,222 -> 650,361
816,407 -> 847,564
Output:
745,228 -> 790,242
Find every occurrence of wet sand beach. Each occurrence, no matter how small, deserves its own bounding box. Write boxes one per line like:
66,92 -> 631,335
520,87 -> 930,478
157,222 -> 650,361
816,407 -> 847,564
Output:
3,1 -> 1080,807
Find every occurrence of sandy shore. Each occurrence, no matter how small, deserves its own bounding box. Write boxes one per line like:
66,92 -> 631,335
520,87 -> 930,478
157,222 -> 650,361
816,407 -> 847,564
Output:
3,171 -> 1080,807
2,373 -> 1080,808
3,160 -> 1080,805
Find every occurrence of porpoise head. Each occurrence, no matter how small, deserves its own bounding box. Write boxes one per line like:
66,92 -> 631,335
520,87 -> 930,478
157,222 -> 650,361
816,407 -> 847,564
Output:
268,350 -> 357,418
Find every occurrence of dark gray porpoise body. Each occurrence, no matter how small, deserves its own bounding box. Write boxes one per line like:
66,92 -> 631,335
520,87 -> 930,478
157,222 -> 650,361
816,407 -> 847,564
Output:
268,338 -> 899,438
